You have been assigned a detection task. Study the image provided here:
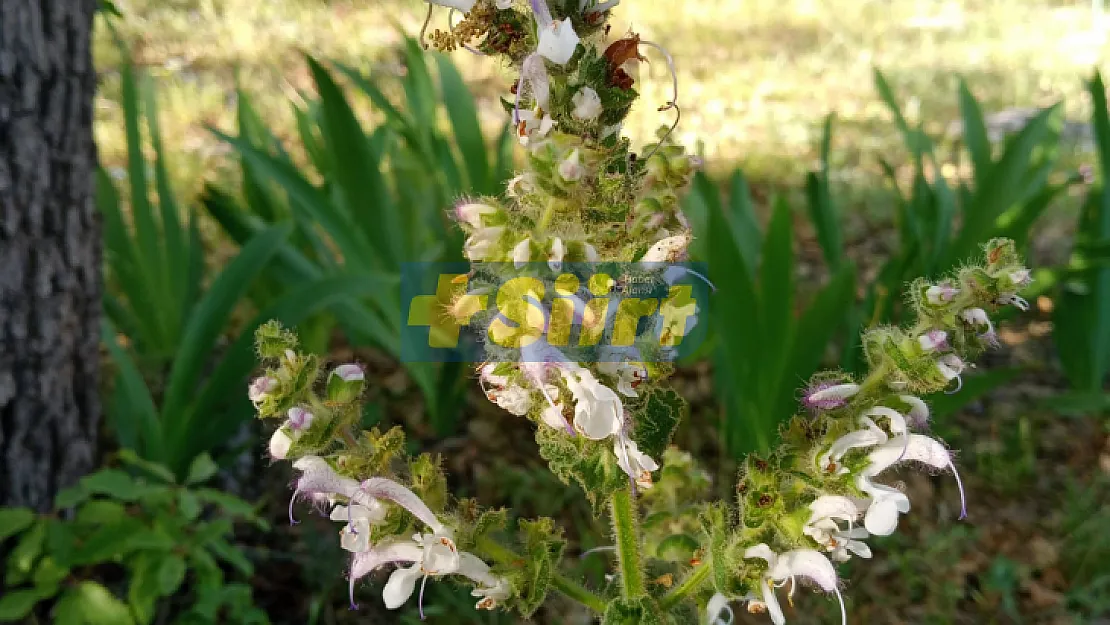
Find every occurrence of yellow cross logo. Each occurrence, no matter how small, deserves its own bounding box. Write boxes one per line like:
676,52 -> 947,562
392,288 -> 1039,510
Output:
407,274 -> 488,348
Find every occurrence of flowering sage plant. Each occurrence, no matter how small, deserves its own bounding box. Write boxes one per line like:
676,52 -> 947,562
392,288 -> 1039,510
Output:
251,0 -> 1033,622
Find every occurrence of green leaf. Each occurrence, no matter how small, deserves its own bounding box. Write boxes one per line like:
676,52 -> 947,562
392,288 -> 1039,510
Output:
514,518 -> 566,618
161,223 -> 292,470
308,56 -> 399,270
71,582 -> 136,625
805,113 -> 843,269
957,77 -> 992,190
184,453 -> 219,485
758,196 -> 796,409
0,507 -> 35,542
655,533 -> 699,562
31,556 -> 70,589
53,485 -> 89,510
0,586 -> 55,622
1042,391 -> 1110,416
101,320 -> 165,460
6,521 -> 44,586
178,490 -> 201,522
75,500 -> 127,526
80,469 -> 141,500
631,388 -> 685,458
68,517 -> 148,565
117,449 -> 176,484
157,554 -> 187,596
436,54 -> 491,194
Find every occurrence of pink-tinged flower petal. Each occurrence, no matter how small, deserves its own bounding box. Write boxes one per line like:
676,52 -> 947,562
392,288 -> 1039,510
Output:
358,478 -> 446,535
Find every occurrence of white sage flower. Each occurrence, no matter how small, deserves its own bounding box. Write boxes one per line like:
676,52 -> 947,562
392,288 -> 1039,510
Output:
517,109 -> 556,146
614,432 -> 659,488
898,394 -> 931,429
563,369 -> 623,439
489,383 -> 533,416
640,233 -> 691,263
249,376 -> 277,406
706,593 -> 734,625
597,347 -> 648,397
742,544 -> 845,625
331,501 -> 388,553
559,149 -> 585,181
513,238 -> 532,268
917,329 -> 949,353
572,86 -> 603,121
464,226 -> 504,261
936,353 -> 966,392
531,0 -> 580,64
961,307 -> 998,345
817,417 -> 887,475
857,433 -> 965,536
925,282 -> 959,305
455,202 -> 498,228
803,382 -> 860,411
269,428 -> 293,460
804,496 -> 870,562
348,536 -> 507,615
548,237 -> 566,271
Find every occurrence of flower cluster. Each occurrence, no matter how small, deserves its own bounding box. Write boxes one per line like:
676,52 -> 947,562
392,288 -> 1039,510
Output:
704,238 -> 1031,625
251,0 -> 1034,621
249,323 -> 512,617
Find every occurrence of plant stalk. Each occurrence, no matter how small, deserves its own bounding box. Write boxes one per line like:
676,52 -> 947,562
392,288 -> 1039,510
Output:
475,536 -> 607,613
610,485 -> 646,598
659,559 -> 711,610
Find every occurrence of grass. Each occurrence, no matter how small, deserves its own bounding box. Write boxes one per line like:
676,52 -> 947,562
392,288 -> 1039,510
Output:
94,0 -> 1110,200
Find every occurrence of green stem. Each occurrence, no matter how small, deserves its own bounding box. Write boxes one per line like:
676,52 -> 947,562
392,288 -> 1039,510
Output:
610,485 -> 645,598
856,362 -> 890,398
659,560 -> 711,610
475,537 -> 607,614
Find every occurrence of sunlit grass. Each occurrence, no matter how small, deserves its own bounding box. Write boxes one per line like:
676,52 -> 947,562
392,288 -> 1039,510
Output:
93,0 -> 1109,198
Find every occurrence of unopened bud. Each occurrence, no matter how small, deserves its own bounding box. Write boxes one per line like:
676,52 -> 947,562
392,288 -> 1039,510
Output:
327,364 -> 365,403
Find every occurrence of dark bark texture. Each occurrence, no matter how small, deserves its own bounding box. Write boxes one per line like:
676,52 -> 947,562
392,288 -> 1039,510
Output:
0,0 -> 100,511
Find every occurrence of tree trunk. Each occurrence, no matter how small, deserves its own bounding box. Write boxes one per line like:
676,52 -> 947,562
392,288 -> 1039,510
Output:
0,0 -> 101,511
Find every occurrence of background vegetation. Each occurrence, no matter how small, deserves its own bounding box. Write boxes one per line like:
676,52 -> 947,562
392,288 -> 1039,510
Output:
2,0 -> 1109,623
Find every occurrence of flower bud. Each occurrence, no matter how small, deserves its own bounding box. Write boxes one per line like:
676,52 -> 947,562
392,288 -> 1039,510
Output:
249,376 -> 277,407
640,233 -> 691,263
269,428 -> 293,460
454,202 -> 498,229
917,330 -> 949,353
327,364 -> 366,403
288,406 -> 316,432
571,87 -> 603,121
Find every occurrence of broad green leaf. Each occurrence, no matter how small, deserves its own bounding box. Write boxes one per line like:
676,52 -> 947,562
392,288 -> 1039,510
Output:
307,56 -> 398,269
6,521 -> 44,585
805,113 -> 843,269
117,449 -> 176,484
0,507 -> 34,542
71,582 -> 136,625
75,500 -> 127,526
436,55 -> 491,193
101,320 -> 164,460
957,78 -> 992,190
184,453 -> 219,485
0,586 -> 55,622
161,223 -> 291,468
785,263 -> 857,418
758,196 -> 796,410
80,469 -> 141,500
68,517 -> 147,565
157,555 -> 187,596
1044,391 -> 1110,416
31,556 -> 69,589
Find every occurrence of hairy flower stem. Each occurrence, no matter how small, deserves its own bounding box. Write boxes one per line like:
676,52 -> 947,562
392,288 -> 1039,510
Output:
476,536 -> 606,613
659,559 -> 711,610
610,486 -> 646,598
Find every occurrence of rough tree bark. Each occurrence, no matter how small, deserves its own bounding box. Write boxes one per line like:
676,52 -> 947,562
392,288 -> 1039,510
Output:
0,0 -> 101,511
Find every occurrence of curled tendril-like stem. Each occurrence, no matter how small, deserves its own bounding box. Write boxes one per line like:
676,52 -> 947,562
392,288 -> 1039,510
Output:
419,3 -> 434,49
636,39 -> 682,162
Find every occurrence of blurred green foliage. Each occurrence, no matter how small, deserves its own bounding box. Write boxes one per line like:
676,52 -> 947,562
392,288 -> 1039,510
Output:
204,39 -> 513,436
0,452 -> 266,625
